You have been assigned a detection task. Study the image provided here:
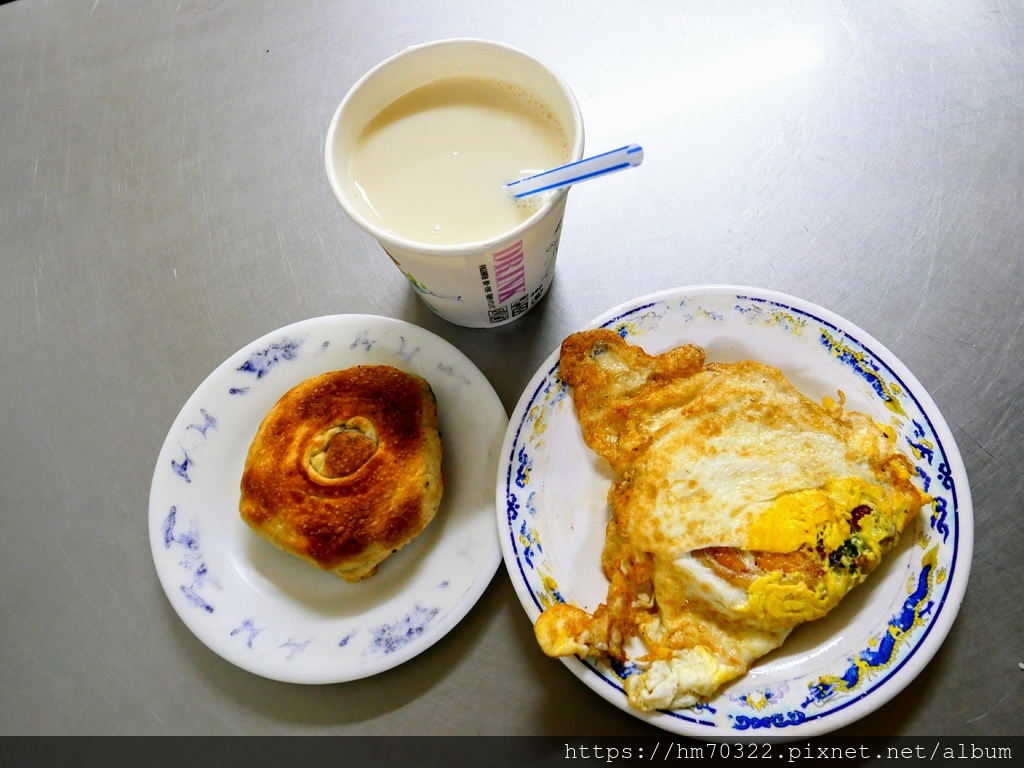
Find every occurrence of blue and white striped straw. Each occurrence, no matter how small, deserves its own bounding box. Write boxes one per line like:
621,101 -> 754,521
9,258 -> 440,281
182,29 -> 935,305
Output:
505,143 -> 644,199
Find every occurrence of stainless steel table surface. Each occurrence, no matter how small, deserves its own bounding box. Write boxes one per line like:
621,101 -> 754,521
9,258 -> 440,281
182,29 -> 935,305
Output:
1,0 -> 1021,738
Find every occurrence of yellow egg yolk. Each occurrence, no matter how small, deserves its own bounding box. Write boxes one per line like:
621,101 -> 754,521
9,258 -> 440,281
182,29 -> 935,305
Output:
738,477 -> 908,627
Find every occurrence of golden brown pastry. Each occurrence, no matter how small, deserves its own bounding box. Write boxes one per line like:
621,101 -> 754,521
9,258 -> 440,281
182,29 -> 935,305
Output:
240,365 -> 443,582
535,330 -> 928,710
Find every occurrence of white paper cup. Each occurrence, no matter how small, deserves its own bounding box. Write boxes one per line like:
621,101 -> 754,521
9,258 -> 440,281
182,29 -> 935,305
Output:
325,39 -> 584,328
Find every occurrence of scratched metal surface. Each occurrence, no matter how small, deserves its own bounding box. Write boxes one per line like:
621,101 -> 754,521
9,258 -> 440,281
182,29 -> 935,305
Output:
1,0 -> 1021,736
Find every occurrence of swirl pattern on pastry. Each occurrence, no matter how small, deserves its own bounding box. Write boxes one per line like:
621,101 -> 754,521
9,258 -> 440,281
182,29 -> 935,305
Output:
239,365 -> 443,582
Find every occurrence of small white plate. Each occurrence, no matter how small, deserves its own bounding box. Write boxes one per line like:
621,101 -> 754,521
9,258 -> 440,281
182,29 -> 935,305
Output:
150,315 -> 506,683
497,286 -> 972,738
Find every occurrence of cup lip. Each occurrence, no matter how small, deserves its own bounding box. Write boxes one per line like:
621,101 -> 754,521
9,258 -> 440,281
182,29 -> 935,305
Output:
324,38 -> 585,258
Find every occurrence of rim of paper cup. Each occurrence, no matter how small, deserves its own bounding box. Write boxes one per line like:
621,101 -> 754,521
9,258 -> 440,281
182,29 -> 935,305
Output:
324,38 -> 585,258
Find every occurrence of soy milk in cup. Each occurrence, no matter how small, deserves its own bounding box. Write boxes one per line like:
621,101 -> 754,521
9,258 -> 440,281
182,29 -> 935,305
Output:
326,39 -> 584,327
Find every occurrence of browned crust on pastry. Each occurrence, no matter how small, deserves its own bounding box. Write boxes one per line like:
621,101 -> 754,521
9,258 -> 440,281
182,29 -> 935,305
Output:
239,365 -> 443,581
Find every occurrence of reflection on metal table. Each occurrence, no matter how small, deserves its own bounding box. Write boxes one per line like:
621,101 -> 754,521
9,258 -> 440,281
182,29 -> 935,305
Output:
1,0 -> 1021,738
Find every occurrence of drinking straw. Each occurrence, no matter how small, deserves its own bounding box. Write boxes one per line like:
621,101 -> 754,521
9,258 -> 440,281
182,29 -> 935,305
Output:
505,143 -> 644,198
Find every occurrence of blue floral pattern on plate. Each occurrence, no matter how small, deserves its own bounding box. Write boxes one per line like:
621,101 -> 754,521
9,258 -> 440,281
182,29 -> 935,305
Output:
150,315 -> 506,684
497,286 -> 972,739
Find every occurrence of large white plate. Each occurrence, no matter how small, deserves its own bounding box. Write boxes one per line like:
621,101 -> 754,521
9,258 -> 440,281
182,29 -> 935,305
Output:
150,315 -> 506,683
498,286 -> 972,738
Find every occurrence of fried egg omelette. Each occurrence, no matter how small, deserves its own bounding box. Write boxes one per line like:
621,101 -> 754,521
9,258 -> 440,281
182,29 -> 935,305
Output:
534,329 -> 928,711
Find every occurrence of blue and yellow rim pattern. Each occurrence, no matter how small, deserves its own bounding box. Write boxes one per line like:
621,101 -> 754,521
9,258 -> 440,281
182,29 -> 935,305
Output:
501,288 -> 967,736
